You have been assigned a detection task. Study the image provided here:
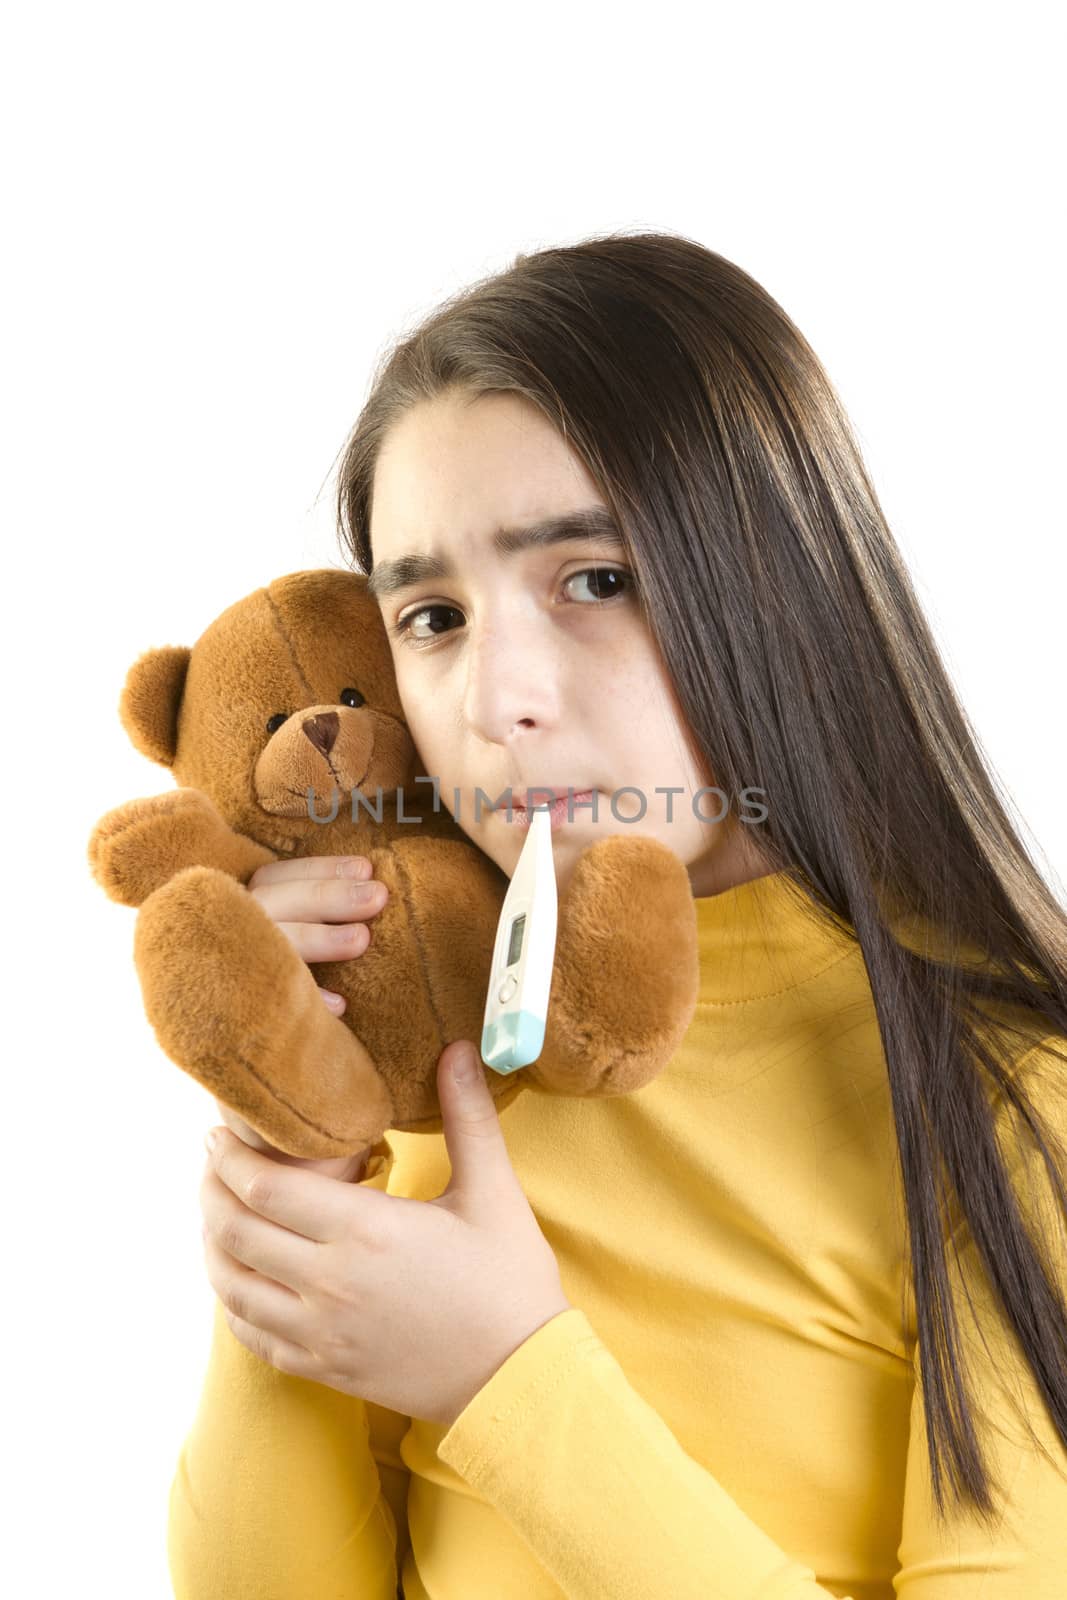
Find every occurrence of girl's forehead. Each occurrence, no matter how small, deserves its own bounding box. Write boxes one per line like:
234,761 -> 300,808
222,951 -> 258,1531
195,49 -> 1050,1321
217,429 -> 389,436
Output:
372,393 -> 601,538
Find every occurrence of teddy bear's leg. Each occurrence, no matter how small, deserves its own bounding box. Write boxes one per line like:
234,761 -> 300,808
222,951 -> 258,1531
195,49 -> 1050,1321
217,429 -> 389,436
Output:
527,834 -> 701,1098
133,866 -> 394,1158
304,836 -> 534,1132
89,790 -> 276,907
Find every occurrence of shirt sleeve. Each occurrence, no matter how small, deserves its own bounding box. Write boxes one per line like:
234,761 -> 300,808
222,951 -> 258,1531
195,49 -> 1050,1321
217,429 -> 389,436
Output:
167,1135 -> 411,1600
437,1036 -> 1067,1600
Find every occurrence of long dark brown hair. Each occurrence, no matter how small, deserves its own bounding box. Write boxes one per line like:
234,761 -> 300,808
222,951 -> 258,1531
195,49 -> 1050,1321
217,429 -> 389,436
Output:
331,230 -> 1067,1527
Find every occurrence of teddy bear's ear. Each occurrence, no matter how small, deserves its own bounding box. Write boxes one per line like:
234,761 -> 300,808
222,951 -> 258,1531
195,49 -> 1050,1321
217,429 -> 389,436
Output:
118,645 -> 191,768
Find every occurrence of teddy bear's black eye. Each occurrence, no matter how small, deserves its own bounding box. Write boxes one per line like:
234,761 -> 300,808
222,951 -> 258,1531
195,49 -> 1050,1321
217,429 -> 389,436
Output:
340,687 -> 365,708
265,712 -> 288,735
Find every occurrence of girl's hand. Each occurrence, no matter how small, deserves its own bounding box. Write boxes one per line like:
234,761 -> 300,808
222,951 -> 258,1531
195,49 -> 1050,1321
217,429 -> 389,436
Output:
200,1042 -> 572,1429
247,853 -> 389,1017
210,1100 -> 373,1183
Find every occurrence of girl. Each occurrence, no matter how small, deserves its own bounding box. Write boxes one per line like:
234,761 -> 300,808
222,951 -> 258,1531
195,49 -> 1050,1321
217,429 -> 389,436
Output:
170,232 -> 1067,1598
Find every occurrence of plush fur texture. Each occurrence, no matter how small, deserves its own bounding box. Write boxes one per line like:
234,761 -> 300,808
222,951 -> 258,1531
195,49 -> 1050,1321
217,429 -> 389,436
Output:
88,569 -> 700,1158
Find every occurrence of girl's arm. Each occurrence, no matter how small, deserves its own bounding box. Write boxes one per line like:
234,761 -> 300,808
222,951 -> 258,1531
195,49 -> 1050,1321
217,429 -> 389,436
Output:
433,1036 -> 1067,1599
168,856 -> 409,1599
167,1134 -> 411,1600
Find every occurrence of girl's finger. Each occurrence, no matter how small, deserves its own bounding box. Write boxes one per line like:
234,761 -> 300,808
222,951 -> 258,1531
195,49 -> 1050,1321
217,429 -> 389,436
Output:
248,855 -> 373,889
320,988 -> 347,1013
221,1305 -> 316,1378
273,918 -> 371,963
202,1167 -> 319,1293
251,874 -> 388,926
204,1231 -> 314,1360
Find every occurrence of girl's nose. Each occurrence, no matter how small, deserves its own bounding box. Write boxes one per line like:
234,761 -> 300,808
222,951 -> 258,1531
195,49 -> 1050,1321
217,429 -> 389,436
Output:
461,616 -> 563,744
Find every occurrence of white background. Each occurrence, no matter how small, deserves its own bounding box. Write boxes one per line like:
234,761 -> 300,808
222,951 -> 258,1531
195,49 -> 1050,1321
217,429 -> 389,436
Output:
4,3 -> 1064,1594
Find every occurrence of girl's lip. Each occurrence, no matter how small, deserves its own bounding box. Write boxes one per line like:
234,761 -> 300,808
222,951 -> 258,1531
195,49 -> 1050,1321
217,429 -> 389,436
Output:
497,790 -> 597,828
496,786 -> 595,807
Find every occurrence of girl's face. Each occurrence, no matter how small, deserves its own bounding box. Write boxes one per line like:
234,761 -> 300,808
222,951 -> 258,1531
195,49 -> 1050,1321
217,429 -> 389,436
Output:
367,389 -> 757,897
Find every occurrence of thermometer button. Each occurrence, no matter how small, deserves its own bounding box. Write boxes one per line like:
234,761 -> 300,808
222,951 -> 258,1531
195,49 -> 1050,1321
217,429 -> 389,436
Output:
497,974 -> 519,1004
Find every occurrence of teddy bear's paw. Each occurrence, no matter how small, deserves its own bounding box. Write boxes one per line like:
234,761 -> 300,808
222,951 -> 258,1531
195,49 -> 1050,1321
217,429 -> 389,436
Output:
529,833 -> 700,1098
88,789 -> 253,907
133,865 -> 395,1158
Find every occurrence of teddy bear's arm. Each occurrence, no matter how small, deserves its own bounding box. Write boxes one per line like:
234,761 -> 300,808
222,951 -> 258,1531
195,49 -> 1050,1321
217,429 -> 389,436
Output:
529,833 -> 701,1098
88,788 -> 277,907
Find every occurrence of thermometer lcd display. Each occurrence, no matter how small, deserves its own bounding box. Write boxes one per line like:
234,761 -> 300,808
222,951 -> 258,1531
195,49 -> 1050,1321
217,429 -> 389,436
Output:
507,912 -> 526,968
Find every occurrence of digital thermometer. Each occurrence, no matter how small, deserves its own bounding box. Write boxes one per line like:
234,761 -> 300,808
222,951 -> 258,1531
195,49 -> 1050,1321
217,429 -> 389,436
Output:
480,803 -> 558,1073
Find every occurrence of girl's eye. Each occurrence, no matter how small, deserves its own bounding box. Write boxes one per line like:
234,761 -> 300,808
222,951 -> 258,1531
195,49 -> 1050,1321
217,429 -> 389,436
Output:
386,566 -> 636,649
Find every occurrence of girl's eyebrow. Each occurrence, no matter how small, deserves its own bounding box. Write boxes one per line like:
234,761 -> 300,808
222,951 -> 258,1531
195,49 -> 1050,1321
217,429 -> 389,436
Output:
366,506 -> 624,601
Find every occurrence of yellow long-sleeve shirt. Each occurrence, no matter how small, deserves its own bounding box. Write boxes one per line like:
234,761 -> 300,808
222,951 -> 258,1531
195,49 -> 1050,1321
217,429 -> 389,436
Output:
167,867 -> 1067,1598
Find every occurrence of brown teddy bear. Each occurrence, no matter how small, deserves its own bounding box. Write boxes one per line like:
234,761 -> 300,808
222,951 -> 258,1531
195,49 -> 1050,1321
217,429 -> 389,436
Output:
87,569 -> 700,1159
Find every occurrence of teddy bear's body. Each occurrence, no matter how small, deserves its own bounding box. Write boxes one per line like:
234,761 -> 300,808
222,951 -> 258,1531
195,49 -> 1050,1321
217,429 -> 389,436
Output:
89,570 -> 700,1158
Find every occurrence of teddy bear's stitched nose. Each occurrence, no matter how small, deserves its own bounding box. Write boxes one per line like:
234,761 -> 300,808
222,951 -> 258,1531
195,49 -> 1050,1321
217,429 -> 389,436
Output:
302,711 -> 340,757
